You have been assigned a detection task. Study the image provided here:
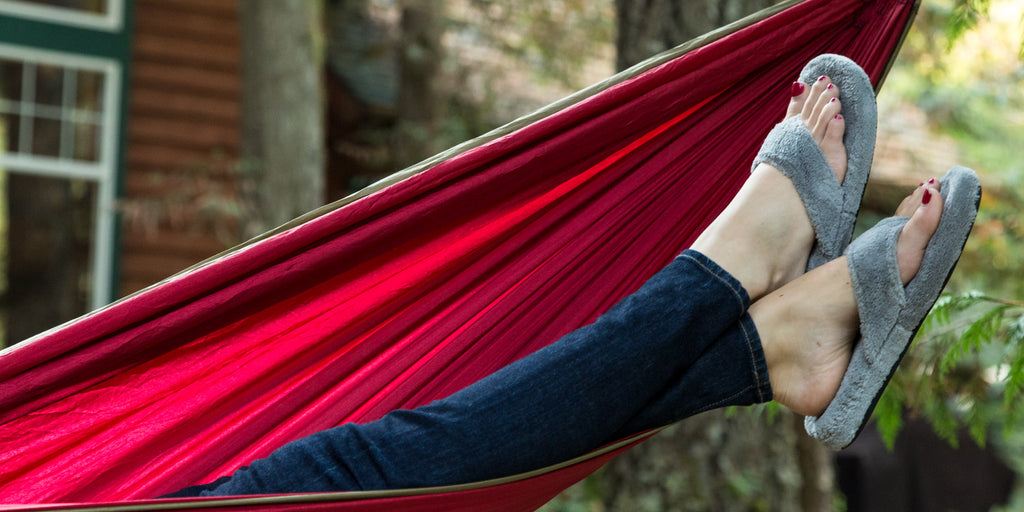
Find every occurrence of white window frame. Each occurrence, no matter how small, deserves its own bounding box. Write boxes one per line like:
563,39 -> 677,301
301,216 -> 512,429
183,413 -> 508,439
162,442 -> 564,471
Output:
0,0 -> 124,32
0,43 -> 121,308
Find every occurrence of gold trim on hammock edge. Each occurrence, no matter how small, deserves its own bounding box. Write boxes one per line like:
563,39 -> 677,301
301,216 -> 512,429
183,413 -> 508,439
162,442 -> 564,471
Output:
23,428 -> 666,511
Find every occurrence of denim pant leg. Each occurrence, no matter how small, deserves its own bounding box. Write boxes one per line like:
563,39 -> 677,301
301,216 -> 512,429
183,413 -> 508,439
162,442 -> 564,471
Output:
613,310 -> 769,439
183,250 -> 772,496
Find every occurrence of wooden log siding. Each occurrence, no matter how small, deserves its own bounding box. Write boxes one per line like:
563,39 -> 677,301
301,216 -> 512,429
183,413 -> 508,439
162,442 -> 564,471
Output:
120,0 -> 242,296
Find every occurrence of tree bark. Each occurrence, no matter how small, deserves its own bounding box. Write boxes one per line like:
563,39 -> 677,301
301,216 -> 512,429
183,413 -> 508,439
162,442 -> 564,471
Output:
596,410 -> 804,512
615,0 -> 779,69
392,0 -> 444,169
794,413 -> 837,512
238,0 -> 325,235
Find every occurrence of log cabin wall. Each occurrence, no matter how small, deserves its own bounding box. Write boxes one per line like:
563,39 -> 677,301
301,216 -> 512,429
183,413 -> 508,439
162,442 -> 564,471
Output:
120,0 -> 241,296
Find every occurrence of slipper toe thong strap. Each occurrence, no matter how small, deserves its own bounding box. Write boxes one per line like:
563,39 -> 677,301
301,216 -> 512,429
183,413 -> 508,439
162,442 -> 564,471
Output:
798,55 -> 878,227
752,117 -> 843,263
847,217 -> 908,365
903,166 -> 983,323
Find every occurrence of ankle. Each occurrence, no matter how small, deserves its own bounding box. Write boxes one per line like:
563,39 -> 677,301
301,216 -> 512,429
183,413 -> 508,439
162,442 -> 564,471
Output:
691,224 -> 770,300
690,166 -> 813,300
750,258 -> 859,417
751,296 -> 796,402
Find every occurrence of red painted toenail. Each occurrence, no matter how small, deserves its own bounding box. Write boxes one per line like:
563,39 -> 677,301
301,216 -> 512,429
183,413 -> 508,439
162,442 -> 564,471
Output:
919,182 -> 924,187
835,114 -> 842,120
827,83 -> 834,90
923,189 -> 932,204
790,82 -> 805,97
818,76 -> 827,81
928,177 -> 935,184
830,98 -> 837,103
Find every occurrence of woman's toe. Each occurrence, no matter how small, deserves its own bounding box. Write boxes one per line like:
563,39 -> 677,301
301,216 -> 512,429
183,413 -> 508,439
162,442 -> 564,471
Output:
812,97 -> 841,140
786,81 -> 809,118
821,113 -> 847,181
802,76 -> 836,121
897,184 -> 944,284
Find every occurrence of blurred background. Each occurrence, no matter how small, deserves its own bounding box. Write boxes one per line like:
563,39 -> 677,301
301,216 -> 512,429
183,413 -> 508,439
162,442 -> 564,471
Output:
0,0 -> 1021,510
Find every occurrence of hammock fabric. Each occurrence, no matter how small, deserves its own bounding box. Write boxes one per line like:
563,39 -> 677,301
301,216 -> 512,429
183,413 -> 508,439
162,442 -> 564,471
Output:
0,0 -> 918,509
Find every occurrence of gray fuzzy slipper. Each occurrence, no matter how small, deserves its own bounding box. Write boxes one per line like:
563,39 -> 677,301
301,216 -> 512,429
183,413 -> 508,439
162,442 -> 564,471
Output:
805,166 -> 982,450
752,54 -> 877,270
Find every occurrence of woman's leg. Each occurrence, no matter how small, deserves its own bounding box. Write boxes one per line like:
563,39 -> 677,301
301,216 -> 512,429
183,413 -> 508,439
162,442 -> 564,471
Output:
167,77 -> 849,498
184,250 -> 766,496
612,179 -> 944,437
691,71 -> 847,302
170,179 -> 947,499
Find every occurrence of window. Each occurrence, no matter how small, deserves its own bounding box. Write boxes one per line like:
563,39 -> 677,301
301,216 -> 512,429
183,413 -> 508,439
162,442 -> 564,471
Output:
0,43 -> 120,308
1,58 -> 105,163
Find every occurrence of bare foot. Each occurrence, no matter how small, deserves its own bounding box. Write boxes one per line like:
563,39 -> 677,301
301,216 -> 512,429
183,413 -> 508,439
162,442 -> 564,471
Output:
691,76 -> 846,300
754,181 -> 944,416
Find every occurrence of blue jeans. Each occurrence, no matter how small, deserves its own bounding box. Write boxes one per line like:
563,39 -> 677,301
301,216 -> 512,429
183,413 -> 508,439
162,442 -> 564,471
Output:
166,250 -> 771,496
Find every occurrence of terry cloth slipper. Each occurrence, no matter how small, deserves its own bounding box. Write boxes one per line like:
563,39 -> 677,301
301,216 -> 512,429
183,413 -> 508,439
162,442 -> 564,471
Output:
752,54 -> 877,270
805,166 -> 982,450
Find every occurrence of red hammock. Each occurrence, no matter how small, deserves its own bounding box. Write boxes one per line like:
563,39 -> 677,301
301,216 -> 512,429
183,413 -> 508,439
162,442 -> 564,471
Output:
0,0 -> 917,509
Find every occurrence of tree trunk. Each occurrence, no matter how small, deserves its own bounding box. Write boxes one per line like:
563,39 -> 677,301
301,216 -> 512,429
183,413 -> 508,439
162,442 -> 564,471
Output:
392,0 -> 444,169
596,410 -> 804,511
322,0 -> 446,198
238,0 -> 325,235
795,413 -> 837,512
615,0 -> 779,69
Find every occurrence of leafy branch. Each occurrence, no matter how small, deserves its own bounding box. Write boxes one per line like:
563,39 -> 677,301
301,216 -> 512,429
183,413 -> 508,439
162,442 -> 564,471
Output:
945,0 -> 992,50
875,291 -> 1024,449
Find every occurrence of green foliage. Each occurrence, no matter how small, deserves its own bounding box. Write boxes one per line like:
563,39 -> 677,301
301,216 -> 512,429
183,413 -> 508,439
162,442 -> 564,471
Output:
883,0 -> 1024,300
874,292 -> 1024,449
731,400 -> 785,424
873,377 -> 905,449
945,0 -> 992,49
457,0 -> 615,89
887,0 -> 1023,144
871,1 -> 1024,459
